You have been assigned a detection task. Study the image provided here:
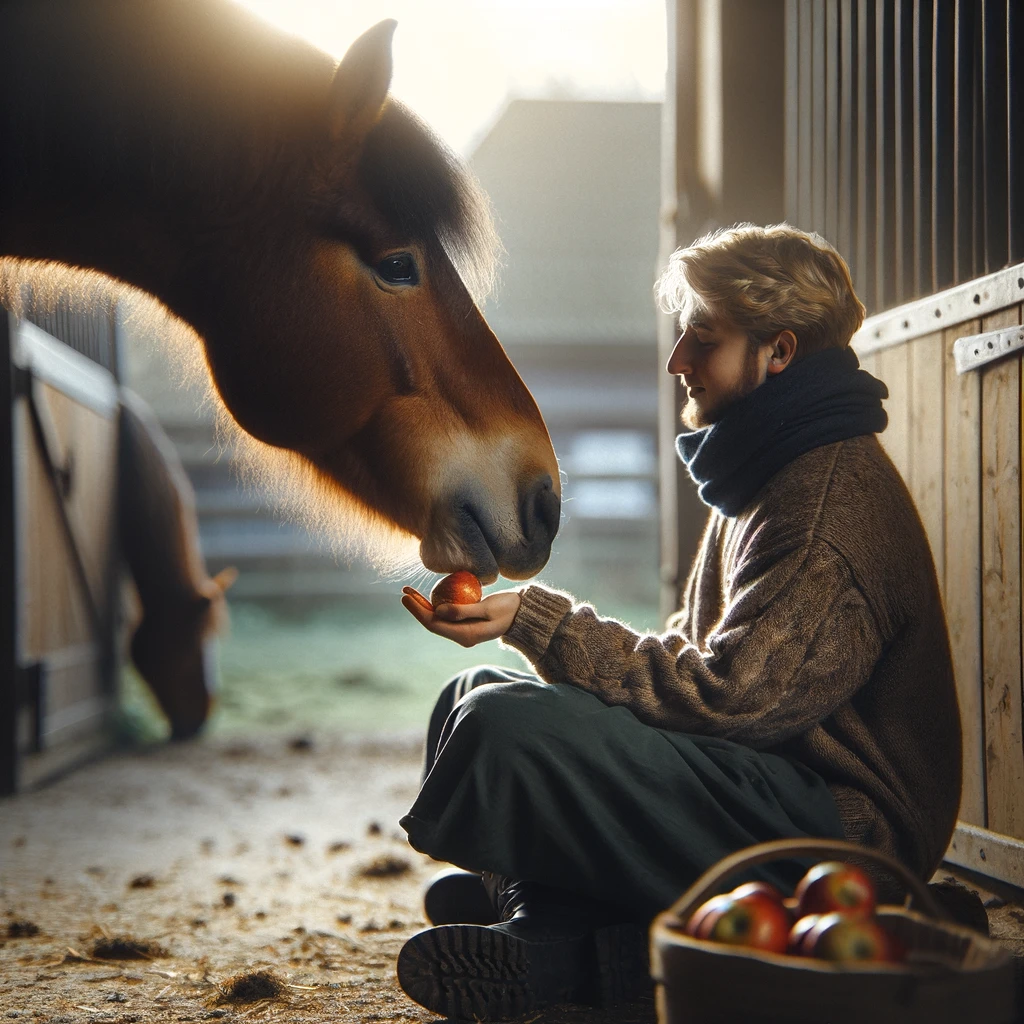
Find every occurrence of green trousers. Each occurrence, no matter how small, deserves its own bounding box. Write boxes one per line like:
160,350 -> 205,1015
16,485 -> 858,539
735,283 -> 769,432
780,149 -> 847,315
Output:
400,666 -> 847,920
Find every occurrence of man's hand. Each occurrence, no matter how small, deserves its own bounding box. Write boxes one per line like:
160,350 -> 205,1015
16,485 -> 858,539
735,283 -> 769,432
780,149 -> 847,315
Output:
401,587 -> 522,648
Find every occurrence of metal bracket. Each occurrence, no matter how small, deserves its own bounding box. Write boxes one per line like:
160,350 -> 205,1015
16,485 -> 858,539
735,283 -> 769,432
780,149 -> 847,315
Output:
953,324 -> 1024,375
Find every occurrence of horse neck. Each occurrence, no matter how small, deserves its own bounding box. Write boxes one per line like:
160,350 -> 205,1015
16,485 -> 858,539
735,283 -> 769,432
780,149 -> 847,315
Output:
0,0 -> 331,309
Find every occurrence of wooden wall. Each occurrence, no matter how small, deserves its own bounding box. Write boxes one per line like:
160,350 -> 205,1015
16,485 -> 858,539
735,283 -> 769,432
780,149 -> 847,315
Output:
855,300 -> 1024,851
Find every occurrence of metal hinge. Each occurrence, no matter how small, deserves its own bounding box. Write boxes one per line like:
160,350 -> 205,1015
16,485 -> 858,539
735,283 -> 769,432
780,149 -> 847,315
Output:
953,324 -> 1024,374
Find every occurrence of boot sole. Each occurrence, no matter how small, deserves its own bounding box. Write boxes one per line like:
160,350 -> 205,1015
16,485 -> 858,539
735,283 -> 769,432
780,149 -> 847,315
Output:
397,921 -> 650,1021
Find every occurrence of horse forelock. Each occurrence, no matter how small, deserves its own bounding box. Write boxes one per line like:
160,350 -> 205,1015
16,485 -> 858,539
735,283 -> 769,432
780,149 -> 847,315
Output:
0,258 -> 423,577
358,100 -> 502,305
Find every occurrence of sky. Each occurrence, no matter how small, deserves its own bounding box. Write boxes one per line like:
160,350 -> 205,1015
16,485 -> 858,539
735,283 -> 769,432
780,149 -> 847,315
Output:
232,0 -> 667,155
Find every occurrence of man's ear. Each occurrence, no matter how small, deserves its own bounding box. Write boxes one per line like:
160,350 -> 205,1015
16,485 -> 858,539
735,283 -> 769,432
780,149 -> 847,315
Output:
766,330 -> 798,376
326,19 -> 397,147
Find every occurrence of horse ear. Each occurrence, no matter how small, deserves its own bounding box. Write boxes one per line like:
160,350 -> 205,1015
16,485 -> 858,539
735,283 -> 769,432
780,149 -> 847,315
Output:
327,19 -> 397,146
212,566 -> 239,593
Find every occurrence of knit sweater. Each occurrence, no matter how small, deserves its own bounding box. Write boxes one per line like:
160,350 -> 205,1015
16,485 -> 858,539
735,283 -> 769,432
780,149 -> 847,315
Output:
502,434 -> 963,881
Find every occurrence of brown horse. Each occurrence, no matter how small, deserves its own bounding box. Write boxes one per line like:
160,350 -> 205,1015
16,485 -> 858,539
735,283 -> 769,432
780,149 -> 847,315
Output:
0,1 -> 560,583
118,389 -> 236,739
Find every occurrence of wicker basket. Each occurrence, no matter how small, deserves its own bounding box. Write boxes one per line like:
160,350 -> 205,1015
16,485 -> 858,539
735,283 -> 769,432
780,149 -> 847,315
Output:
650,837 -> 1017,1024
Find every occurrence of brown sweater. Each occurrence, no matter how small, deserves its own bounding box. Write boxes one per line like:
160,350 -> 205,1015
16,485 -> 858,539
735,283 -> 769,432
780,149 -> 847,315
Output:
502,434 -> 962,881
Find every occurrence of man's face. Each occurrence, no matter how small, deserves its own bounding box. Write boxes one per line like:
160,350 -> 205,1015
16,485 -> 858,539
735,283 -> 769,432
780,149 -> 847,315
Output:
666,317 -> 772,429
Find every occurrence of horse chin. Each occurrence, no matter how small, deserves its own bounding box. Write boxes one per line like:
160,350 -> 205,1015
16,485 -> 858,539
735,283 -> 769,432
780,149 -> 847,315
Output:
418,529 -> 500,585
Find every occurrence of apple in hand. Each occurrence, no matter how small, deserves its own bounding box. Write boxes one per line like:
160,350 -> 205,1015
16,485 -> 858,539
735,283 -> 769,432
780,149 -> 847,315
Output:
802,912 -> 904,963
695,893 -> 791,954
429,571 -> 483,608
794,861 -> 876,919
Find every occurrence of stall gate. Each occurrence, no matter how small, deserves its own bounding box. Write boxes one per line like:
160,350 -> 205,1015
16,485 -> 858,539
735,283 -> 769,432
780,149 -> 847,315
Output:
0,299 -> 122,794
853,261 -> 1024,888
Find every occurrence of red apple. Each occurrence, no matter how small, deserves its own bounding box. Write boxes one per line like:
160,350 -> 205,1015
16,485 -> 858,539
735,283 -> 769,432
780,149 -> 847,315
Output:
684,894 -> 734,938
803,912 -> 904,963
696,893 -> 791,954
786,913 -> 825,956
730,881 -> 786,905
794,861 -> 876,919
429,571 -> 483,608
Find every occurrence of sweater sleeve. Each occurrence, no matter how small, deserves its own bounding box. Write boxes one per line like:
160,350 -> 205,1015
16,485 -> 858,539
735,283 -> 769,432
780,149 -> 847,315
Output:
500,538 -> 883,748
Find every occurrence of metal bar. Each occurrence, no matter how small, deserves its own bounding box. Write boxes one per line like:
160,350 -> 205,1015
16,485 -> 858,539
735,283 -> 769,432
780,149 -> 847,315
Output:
784,0 -> 800,221
875,0 -> 895,311
812,0 -> 827,231
851,259 -> 1024,354
838,0 -> 856,261
912,0 -> 934,298
799,0 -> 814,229
1010,0 -> 1024,263
953,322 -> 1024,374
825,0 -> 840,244
894,0 -> 916,304
953,0 -> 977,284
932,0 -> 956,290
981,0 -> 1009,271
946,822 -> 1024,890
856,0 -> 876,311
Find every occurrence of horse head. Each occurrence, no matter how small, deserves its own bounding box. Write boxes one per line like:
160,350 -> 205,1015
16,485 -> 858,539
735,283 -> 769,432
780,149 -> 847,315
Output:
176,19 -> 561,583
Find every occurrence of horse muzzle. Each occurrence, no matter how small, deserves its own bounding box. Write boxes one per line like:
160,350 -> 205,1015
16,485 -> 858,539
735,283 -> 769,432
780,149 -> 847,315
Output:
421,474 -> 561,584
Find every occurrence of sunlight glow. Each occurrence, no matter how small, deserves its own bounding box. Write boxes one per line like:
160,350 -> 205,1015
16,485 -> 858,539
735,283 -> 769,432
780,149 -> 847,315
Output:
231,0 -> 666,154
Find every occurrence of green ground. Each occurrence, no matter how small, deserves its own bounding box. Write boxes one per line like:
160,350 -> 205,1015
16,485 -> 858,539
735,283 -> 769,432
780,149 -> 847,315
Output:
119,588 -> 662,743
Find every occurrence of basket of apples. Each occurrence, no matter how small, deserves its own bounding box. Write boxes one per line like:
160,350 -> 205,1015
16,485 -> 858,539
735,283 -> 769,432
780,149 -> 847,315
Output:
650,837 -> 1016,1024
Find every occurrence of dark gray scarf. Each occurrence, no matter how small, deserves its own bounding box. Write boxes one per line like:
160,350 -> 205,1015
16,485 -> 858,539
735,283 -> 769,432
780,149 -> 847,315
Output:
675,346 -> 888,517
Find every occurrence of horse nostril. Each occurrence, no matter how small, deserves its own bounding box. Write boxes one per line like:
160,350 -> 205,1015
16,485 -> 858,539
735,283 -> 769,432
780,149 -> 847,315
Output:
521,474 -> 560,543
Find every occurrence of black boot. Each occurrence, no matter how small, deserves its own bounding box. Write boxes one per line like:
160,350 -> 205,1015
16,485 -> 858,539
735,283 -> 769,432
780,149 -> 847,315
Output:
422,867 -> 498,926
397,873 -> 651,1021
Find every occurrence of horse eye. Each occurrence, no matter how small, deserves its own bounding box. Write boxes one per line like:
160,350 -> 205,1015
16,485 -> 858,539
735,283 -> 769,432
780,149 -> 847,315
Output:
377,253 -> 418,285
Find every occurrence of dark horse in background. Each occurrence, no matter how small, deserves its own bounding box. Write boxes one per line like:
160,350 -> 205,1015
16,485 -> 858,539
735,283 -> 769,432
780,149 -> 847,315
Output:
0,0 -> 561,584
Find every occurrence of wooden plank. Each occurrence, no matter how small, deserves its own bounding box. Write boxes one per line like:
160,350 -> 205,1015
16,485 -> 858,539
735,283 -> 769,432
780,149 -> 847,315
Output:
907,331 -> 945,588
15,385 -> 117,659
979,304 -> 1023,839
943,317 -> 985,827
876,341 -> 911,480
857,350 -> 879,379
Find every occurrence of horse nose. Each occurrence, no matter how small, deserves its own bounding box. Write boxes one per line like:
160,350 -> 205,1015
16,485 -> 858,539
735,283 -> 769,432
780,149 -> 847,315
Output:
520,474 -> 560,547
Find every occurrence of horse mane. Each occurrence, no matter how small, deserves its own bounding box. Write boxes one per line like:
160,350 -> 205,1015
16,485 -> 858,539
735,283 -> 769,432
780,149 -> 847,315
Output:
362,100 -> 501,304
0,259 -> 424,578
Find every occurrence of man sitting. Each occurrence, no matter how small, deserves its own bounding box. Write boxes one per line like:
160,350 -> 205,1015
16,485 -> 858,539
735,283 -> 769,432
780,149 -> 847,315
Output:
395,223 -> 962,1020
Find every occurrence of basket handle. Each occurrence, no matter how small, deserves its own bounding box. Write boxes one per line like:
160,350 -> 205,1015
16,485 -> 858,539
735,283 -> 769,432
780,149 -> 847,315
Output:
668,837 -> 947,923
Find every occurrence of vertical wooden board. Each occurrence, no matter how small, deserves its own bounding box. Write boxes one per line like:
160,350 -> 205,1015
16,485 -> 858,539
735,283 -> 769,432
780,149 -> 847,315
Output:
15,401 -> 91,658
944,318 -> 984,826
15,386 -> 117,661
858,351 -> 879,379
907,331 -> 945,587
980,305 -> 1024,839
876,342 -> 911,480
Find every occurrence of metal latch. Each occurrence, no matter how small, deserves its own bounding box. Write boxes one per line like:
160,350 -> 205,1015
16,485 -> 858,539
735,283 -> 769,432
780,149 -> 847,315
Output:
954,324 -> 1024,374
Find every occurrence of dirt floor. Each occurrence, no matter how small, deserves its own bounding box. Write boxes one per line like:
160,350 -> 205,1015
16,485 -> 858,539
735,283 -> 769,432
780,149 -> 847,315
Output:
0,731 -> 657,1024
2,730 -> 1023,1024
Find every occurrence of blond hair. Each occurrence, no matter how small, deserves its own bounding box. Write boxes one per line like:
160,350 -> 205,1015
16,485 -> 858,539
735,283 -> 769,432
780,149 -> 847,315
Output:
657,223 -> 866,357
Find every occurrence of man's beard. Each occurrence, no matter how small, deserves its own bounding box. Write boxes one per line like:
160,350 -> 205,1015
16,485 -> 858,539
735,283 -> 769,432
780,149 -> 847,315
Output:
680,350 -> 764,430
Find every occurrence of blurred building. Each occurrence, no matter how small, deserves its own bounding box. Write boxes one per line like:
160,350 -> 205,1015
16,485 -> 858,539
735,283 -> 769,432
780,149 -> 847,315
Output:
121,98 -> 664,610
470,99 -> 663,609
